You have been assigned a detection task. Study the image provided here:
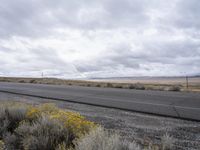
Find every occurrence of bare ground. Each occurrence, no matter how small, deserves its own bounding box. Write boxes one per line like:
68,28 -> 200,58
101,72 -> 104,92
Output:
0,92 -> 200,150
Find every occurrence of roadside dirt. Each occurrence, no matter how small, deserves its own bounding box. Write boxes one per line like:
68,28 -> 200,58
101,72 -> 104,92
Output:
0,92 -> 199,150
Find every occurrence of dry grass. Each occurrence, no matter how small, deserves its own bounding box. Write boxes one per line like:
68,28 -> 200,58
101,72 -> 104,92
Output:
74,127 -> 175,150
1,76 -> 200,92
161,133 -> 174,150
74,127 -> 141,150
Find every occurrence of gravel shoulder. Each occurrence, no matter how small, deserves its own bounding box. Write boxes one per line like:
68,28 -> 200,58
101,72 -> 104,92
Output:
0,92 -> 199,150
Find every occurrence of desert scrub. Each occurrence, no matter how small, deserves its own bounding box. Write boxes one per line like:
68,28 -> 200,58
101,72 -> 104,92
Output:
16,115 -> 73,150
168,85 -> 181,91
161,133 -> 174,150
74,127 -> 141,150
0,140 -> 5,150
74,127 -> 175,150
26,103 -> 96,137
0,102 -> 28,136
0,102 -> 174,150
0,102 -> 96,150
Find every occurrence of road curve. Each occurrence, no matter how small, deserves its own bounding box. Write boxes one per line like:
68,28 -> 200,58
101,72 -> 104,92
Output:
0,82 -> 200,121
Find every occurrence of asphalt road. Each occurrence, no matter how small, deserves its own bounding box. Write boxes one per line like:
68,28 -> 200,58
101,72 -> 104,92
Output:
0,82 -> 200,121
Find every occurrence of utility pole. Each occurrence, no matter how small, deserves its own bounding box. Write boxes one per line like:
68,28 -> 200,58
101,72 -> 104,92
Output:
186,75 -> 189,90
42,72 -> 44,78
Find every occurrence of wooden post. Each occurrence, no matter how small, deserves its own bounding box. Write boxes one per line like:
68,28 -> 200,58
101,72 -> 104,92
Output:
186,76 -> 188,90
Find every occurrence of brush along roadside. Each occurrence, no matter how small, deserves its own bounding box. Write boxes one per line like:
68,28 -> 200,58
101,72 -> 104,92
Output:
0,102 -> 173,150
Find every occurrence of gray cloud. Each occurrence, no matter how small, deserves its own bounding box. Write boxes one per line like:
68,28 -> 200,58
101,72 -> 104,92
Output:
0,0 -> 200,78
0,46 -> 77,77
0,0 -> 152,38
75,38 -> 200,76
173,0 -> 200,29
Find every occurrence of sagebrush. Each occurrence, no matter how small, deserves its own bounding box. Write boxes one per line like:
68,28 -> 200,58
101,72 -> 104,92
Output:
0,102 -> 96,150
0,102 -> 173,150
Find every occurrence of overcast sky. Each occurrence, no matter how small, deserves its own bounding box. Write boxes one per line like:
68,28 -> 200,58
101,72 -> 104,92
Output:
0,0 -> 200,78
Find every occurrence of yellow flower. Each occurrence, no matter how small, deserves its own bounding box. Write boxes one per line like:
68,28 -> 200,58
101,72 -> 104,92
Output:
0,140 -> 5,150
26,103 -> 97,138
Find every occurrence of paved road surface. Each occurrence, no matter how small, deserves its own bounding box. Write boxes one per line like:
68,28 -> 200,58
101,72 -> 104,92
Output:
0,82 -> 199,121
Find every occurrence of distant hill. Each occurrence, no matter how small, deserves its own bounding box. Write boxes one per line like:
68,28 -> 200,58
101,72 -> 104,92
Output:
89,75 -> 200,80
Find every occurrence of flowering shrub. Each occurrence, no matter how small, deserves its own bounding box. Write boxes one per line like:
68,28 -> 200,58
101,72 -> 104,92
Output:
26,103 -> 96,137
0,102 -> 173,150
0,102 -> 96,150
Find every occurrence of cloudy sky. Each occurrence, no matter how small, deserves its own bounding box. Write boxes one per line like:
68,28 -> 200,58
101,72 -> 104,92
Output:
0,0 -> 200,78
